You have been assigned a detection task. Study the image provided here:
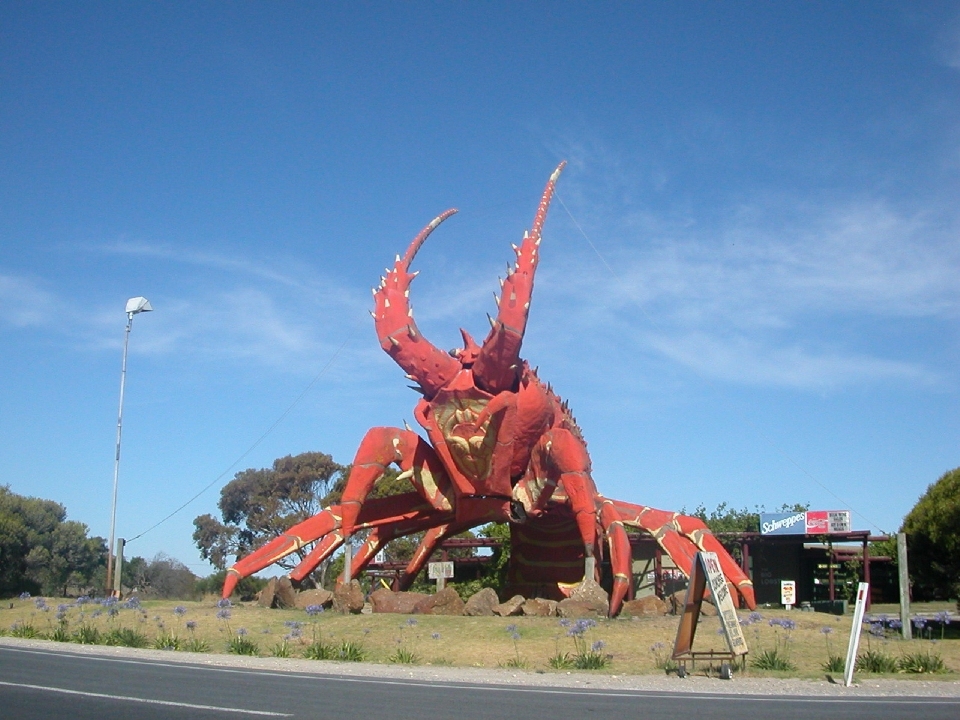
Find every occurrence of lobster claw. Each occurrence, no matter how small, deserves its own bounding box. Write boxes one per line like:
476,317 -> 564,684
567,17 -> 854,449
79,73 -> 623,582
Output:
473,161 -> 566,393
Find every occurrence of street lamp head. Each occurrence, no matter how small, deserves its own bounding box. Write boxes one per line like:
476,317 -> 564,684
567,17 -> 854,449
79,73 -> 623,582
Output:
125,297 -> 153,315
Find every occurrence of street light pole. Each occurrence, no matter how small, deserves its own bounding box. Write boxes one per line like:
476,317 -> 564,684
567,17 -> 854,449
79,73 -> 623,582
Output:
106,296 -> 152,595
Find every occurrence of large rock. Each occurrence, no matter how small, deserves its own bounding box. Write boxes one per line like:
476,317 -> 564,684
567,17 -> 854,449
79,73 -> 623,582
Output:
294,588 -> 334,611
257,576 -> 301,609
413,587 -> 465,616
463,587 -> 500,616
570,578 -> 609,608
669,589 -> 717,616
274,576 -> 298,609
332,580 -> 365,614
493,594 -> 525,617
369,589 -> 429,614
557,598 -> 607,618
257,577 -> 278,608
619,595 -> 667,618
521,598 -> 558,617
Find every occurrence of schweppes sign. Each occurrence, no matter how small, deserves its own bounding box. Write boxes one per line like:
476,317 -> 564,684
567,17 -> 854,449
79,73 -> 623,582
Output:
760,510 -> 851,535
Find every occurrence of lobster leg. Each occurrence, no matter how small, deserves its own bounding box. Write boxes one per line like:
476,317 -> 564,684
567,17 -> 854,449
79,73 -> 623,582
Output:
474,162 -> 565,393
611,499 -> 756,609
530,427 -> 600,581
598,499 -> 633,616
339,427 -> 455,539
222,492 -> 442,598
397,524 -> 451,591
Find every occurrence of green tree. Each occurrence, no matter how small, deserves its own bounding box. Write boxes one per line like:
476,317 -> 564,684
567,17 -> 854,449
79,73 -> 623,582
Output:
0,485 -> 107,596
902,466 -> 960,602
124,553 -> 200,599
193,452 -> 346,575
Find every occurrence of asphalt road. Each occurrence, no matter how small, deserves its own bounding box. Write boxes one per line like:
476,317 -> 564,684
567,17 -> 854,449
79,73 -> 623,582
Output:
2,644 -> 960,720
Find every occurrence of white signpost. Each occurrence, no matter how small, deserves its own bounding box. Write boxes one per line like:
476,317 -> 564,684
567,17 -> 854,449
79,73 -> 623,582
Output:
428,561 -> 454,590
843,582 -> 870,687
780,580 -> 796,609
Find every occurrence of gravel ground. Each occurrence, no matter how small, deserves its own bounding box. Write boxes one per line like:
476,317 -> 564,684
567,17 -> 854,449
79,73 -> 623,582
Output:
3,636 -> 959,698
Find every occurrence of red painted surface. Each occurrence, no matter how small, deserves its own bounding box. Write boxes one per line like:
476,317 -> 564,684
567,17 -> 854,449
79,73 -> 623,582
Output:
223,164 -> 756,614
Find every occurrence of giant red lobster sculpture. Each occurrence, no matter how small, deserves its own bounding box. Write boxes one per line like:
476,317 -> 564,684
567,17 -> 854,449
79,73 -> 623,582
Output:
222,163 -> 756,615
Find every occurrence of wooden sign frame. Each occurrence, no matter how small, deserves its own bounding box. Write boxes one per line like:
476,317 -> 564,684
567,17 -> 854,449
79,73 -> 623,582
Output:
672,551 -> 748,660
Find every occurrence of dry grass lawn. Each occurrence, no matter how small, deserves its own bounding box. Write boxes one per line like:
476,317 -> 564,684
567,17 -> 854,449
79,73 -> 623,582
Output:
2,595 -> 957,680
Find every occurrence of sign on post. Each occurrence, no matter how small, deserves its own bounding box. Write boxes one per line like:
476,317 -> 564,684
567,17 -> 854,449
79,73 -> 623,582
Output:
673,551 -> 748,660
843,582 -> 870,687
780,580 -> 796,609
428,561 -> 454,590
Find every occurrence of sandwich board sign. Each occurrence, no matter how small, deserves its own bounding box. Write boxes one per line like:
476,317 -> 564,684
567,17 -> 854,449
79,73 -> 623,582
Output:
780,580 -> 796,608
673,551 -> 748,662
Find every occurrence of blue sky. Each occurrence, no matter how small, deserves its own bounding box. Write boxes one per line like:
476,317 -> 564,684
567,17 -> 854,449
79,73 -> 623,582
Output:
1,3 -> 957,574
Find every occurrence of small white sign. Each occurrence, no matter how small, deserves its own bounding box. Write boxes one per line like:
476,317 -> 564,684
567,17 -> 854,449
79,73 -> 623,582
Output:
780,580 -> 797,607
428,561 -> 454,580
844,582 -> 870,687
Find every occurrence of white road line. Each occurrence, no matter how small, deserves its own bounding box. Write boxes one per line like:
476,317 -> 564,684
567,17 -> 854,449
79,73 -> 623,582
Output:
0,680 -> 292,716
4,645 -> 960,705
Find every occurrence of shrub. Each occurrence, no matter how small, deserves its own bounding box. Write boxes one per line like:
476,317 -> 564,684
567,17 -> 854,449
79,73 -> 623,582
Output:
271,640 -> 291,658
751,648 -> 796,671
898,650 -> 946,674
821,655 -> 845,673
388,647 -> 421,664
73,625 -> 101,645
10,622 -> 41,639
856,649 -> 898,673
103,627 -> 149,648
184,637 -> 210,653
154,632 -> 182,651
304,640 -> 335,660
335,641 -> 366,662
227,632 -> 258,656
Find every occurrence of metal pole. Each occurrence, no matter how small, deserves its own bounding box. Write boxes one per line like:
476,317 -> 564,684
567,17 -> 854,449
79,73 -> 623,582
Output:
106,312 -> 134,593
897,533 -> 911,640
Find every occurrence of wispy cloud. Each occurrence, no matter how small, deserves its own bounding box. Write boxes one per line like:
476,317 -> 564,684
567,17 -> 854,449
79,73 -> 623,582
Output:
0,274 -> 58,327
97,239 -> 306,288
533,166 -> 959,389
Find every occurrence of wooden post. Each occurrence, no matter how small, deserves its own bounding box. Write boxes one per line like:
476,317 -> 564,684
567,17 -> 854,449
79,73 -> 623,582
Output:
862,536 -> 871,610
828,540 -> 835,601
343,541 -> 353,584
897,533 -> 911,640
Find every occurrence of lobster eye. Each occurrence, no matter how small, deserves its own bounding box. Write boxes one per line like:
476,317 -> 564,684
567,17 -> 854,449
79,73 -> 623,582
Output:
449,348 -> 462,357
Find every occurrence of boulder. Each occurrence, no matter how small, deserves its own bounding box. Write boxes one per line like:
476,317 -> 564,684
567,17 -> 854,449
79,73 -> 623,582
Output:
463,587 -> 500,617
521,598 -> 558,617
557,598 -> 607,619
570,578 -> 609,608
294,588 -> 334,611
493,594 -> 525,617
332,580 -> 365,614
619,595 -> 668,618
257,577 -> 278,608
413,587 -> 465,616
369,589 -> 429,614
274,576 -> 298,609
669,589 -> 717,616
